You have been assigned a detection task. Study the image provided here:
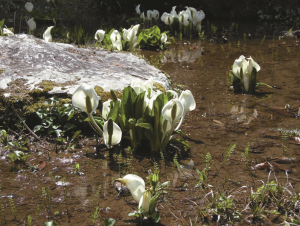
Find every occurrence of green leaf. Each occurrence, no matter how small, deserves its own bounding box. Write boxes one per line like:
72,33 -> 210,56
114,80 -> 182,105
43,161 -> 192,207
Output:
71,130 -> 81,141
136,123 -> 152,130
151,212 -> 161,223
168,138 -> 191,149
33,125 -> 43,132
63,122 -> 75,131
256,82 -> 273,88
108,100 -> 120,122
104,218 -> 116,226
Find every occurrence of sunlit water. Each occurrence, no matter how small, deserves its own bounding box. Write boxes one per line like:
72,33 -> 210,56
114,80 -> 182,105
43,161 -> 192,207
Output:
0,37 -> 300,225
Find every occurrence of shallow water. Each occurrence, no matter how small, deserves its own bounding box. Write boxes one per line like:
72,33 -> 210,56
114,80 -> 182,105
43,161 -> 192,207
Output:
0,36 -> 300,225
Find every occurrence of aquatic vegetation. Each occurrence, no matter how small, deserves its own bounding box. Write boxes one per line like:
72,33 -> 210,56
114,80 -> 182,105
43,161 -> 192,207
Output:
138,25 -> 169,50
0,19 -> 14,36
117,172 -> 169,223
161,6 -> 205,38
229,55 -> 272,94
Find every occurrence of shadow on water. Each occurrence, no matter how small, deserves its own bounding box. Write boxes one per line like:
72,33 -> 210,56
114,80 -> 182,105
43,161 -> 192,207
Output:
1,32 -> 300,225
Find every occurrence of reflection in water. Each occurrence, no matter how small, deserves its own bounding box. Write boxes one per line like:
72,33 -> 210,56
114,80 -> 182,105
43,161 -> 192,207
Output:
161,41 -> 203,63
171,159 -> 194,187
229,104 -> 258,124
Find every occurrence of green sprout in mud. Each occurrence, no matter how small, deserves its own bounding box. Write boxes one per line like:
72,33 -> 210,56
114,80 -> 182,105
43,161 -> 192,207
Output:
7,151 -> 30,165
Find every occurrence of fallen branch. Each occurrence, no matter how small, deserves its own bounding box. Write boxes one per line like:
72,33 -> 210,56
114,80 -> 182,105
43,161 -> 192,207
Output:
11,103 -> 40,140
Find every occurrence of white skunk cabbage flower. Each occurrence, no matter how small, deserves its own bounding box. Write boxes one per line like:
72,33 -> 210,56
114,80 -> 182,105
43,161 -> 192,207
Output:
166,90 -> 178,99
153,10 -> 160,20
95,29 -> 105,42
3,27 -> 14,36
25,2 -> 33,12
162,99 -> 184,126
170,6 -> 178,18
110,30 -> 122,51
140,12 -> 145,22
161,33 -> 167,44
43,26 -> 54,42
27,18 -> 36,34
124,24 -> 140,50
139,190 -> 151,213
72,84 -> 99,114
103,118 -> 122,149
102,100 -> 112,120
135,4 -> 141,15
185,6 -> 197,20
175,90 -> 196,130
161,13 -> 174,25
147,10 -> 154,20
178,11 -> 190,27
232,55 -> 260,92
193,10 -> 205,24
116,174 -> 145,203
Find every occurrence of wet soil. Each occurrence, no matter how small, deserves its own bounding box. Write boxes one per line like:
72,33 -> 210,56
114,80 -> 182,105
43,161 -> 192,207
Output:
0,36 -> 300,225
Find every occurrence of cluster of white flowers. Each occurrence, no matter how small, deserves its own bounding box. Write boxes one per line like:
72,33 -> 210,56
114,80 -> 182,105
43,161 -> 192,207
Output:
94,24 -> 140,51
135,4 -> 160,22
161,6 -> 205,32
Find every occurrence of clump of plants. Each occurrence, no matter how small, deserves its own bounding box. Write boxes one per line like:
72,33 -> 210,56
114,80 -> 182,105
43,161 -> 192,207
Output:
228,55 -> 272,94
71,79 -> 195,153
116,171 -> 169,223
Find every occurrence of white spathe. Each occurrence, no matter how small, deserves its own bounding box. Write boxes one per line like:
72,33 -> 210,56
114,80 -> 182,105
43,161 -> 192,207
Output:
116,174 -> 145,203
25,2 -> 34,12
170,6 -> 178,18
232,55 -> 260,92
138,190 -> 151,213
27,18 -> 36,33
162,99 -> 184,125
193,10 -> 205,24
178,11 -> 190,27
140,12 -> 145,22
153,10 -> 160,20
161,12 -> 173,25
43,26 -> 54,42
161,33 -> 167,44
94,29 -> 105,42
110,30 -> 122,51
72,84 -> 100,114
175,90 -> 196,130
3,27 -> 14,36
147,10 -> 154,20
103,120 -> 122,148
135,4 -> 141,15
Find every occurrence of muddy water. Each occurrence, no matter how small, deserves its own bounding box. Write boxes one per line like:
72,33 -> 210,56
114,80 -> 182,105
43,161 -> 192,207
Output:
0,37 -> 300,225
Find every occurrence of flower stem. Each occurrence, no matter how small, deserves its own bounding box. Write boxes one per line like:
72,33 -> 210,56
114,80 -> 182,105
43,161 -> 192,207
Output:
88,113 -> 103,136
